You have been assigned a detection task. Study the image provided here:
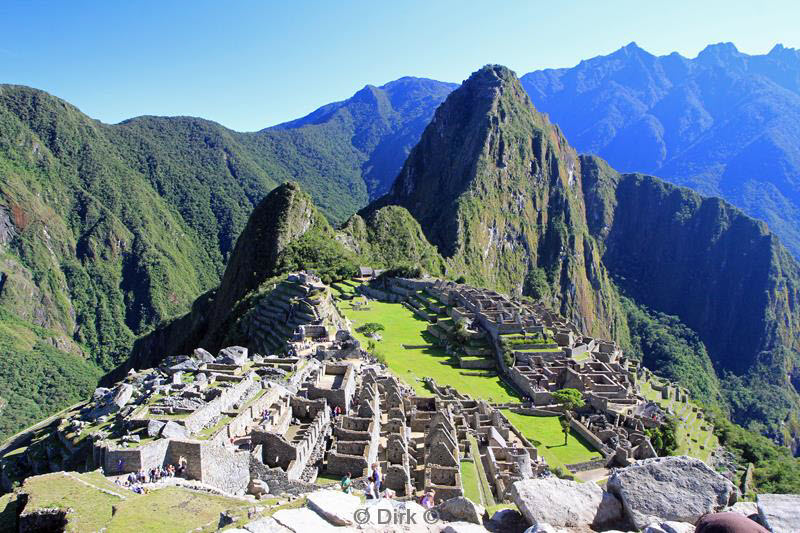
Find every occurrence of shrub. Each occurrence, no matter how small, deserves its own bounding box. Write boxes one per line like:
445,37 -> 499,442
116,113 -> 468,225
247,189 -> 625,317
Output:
356,322 -> 385,336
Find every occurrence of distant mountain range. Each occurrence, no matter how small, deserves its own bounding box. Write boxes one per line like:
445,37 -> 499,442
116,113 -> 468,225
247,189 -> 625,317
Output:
522,42 -> 800,257
1,44 -> 800,447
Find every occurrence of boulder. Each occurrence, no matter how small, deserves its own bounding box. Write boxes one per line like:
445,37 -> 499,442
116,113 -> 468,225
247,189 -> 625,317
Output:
243,517 -> 292,533
170,360 -> 199,372
490,508 -> 527,533
727,501 -> 759,517
305,489 -> 361,526
271,508 -> 338,531
510,478 -> 622,528
219,346 -> 248,365
758,493 -> 800,533
112,384 -> 134,409
92,387 -> 111,402
643,521 -> 694,533
434,497 -> 485,525
248,479 -> 270,497
193,348 -> 215,363
607,456 -> 736,529
159,420 -> 188,439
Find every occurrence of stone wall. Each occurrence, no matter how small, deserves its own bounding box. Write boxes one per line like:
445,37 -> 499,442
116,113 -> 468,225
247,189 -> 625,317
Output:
102,438 -> 170,474
184,375 -> 255,434
201,444 -> 249,494
166,440 -> 203,481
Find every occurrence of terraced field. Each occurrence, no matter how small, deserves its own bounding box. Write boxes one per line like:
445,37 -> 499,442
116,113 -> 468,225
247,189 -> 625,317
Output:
638,379 -> 718,461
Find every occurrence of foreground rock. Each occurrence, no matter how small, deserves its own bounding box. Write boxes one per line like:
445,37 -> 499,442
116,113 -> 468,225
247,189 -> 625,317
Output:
607,456 -> 736,529
272,507 -> 339,531
242,516 -> 293,532
306,489 -> 361,526
511,478 -> 622,528
434,496 -> 485,525
757,493 -> 800,533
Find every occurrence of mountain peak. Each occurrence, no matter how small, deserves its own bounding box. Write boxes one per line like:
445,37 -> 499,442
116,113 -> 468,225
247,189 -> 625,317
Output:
697,42 -> 742,63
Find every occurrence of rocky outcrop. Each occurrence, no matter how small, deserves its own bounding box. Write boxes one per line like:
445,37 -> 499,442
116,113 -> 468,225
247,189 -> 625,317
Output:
434,496 -> 485,525
757,493 -> 800,533
305,489 -> 361,526
607,456 -> 737,529
510,477 -> 622,528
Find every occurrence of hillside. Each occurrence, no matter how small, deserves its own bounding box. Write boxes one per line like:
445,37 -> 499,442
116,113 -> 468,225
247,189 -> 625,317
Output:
0,79 -> 453,440
521,42 -> 800,258
367,65 -> 800,442
120,182 -> 443,376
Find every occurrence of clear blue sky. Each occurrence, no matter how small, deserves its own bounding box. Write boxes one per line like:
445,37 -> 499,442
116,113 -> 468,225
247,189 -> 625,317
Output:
2,0 -> 798,131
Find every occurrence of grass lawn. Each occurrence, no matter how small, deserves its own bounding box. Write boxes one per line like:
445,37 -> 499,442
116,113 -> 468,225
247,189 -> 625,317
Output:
314,472 -> 343,486
502,410 -> 601,470
334,285 -> 519,403
460,460 -> 482,504
17,471 -> 284,532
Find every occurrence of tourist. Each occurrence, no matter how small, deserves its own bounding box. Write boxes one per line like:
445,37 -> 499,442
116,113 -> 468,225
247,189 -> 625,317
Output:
334,405 -> 341,418
370,463 -> 382,496
177,456 -> 187,476
340,472 -> 352,494
364,478 -> 376,499
167,464 -> 175,477
383,487 -> 396,499
420,489 -> 435,509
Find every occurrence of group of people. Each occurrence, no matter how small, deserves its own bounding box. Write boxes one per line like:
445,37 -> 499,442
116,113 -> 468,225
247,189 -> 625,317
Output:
339,463 -> 435,505
115,456 -> 188,493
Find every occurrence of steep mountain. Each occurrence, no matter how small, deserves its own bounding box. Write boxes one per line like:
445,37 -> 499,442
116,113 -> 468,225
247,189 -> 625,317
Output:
120,182 -> 442,376
367,65 -> 629,341
368,65 -> 800,441
520,42 -> 800,258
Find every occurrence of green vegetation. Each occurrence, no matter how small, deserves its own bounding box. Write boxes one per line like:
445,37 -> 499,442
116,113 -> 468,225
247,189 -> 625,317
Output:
646,417 -> 679,456
502,410 -> 601,470
334,284 -> 518,402
713,417 -> 800,494
0,309 -> 100,440
14,471 -> 292,532
459,460 -> 482,504
356,322 -> 385,336
623,297 -> 722,409
551,388 -> 585,412
467,434 -> 495,506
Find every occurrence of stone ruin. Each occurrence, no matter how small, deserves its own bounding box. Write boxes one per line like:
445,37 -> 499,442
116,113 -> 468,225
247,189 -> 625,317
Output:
25,271 -> 692,504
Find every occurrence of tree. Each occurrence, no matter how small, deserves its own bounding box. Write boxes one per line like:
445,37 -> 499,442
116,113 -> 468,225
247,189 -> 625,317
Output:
356,322 -> 385,337
559,415 -> 571,445
552,388 -> 585,446
552,388 -> 585,412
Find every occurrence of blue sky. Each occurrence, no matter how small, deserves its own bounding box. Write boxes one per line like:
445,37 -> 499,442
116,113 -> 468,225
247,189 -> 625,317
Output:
2,0 -> 798,131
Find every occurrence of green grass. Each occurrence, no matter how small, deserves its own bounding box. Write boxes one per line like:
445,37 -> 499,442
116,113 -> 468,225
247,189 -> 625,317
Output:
334,285 -> 519,403
501,410 -> 601,470
467,434 -> 496,506
16,471 -> 272,532
314,472 -> 344,486
460,460 -> 482,504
